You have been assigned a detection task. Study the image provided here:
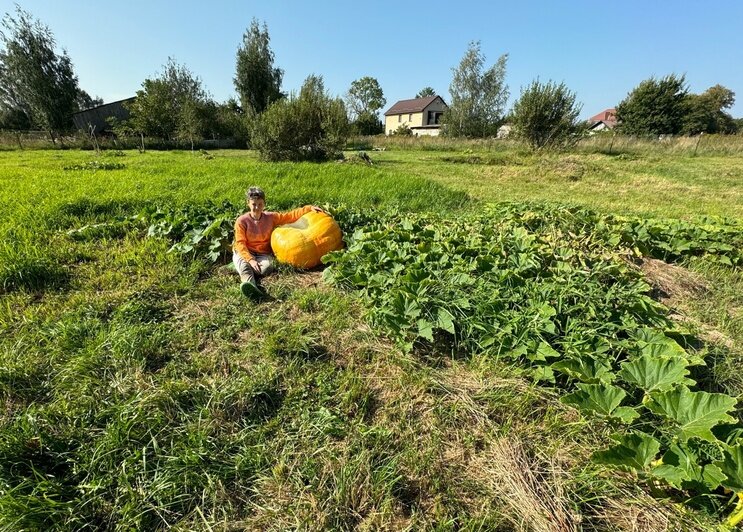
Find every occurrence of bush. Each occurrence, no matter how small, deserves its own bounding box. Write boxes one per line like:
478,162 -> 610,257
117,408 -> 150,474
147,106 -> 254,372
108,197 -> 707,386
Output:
392,124 -> 413,136
250,75 -> 350,161
352,111 -> 384,136
511,80 -> 584,150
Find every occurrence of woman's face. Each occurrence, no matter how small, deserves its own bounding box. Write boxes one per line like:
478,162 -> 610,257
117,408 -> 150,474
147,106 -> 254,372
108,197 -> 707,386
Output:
248,197 -> 265,217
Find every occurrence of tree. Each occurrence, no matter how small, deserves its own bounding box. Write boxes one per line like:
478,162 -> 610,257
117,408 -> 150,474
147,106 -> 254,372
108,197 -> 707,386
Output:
75,89 -> 103,111
616,74 -> 688,135
442,41 -> 509,138
251,74 -> 350,161
346,76 -> 386,118
125,58 -> 210,141
346,77 -> 385,135
234,19 -> 284,114
0,6 -> 82,137
683,85 -> 736,135
511,80 -> 584,150
352,111 -> 383,135
416,87 -> 436,99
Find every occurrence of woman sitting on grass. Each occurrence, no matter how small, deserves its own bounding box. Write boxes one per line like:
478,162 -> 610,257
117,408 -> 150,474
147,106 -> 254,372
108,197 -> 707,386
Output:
233,186 -> 324,299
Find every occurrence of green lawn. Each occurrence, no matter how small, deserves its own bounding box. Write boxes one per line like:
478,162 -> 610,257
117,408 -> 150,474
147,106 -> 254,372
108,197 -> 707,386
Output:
0,147 -> 740,530
372,149 -> 743,219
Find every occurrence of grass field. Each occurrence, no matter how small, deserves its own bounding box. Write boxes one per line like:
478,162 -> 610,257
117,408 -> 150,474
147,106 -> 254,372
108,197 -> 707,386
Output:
1,147 -> 741,530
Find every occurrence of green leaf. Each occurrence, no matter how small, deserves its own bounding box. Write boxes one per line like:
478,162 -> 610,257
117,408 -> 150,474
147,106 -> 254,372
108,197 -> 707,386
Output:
562,383 -> 635,421
646,388 -> 737,442
552,355 -> 614,384
417,319 -> 434,342
530,365 -> 555,383
436,309 -> 455,335
714,444 -> 743,492
613,406 -> 641,424
593,432 -> 661,471
619,355 -> 694,392
651,442 -> 725,491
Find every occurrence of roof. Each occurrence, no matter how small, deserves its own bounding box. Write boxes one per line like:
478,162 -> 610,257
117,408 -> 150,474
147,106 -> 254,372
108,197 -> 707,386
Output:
588,108 -> 617,125
384,95 -> 447,116
72,97 -> 136,116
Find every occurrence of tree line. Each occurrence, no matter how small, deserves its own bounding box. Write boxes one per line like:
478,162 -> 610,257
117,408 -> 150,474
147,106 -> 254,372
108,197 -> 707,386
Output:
1,6 -> 740,159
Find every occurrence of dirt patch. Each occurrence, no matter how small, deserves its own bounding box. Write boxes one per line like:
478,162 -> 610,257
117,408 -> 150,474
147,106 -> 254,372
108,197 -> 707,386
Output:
637,257 -> 708,307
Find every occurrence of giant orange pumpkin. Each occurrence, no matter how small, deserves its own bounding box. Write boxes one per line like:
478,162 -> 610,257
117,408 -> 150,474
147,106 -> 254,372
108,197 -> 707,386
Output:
271,211 -> 343,268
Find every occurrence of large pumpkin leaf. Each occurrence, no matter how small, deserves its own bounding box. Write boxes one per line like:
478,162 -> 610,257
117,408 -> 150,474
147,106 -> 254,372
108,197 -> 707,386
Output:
593,432 -> 661,471
646,388 -> 737,442
714,444 -> 743,492
618,355 -> 694,393
552,355 -> 614,384
562,383 -> 638,423
652,443 -> 725,491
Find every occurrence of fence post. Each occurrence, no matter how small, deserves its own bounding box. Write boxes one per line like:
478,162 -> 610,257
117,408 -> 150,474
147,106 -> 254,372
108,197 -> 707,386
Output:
693,132 -> 703,156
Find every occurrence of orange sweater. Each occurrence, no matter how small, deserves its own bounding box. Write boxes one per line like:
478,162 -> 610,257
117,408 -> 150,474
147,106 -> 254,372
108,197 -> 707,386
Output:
233,206 -> 313,262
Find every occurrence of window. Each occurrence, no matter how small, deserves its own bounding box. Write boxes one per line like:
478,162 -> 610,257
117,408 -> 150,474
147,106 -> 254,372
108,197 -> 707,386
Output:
427,111 -> 443,125
398,115 -> 402,122
408,113 -> 412,121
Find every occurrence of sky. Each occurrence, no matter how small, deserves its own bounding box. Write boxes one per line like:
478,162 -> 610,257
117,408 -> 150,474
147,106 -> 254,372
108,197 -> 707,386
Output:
4,0 -> 743,120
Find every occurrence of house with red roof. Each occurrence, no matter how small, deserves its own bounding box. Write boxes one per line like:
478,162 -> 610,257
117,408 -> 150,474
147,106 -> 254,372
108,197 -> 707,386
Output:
587,108 -> 618,132
384,95 -> 448,136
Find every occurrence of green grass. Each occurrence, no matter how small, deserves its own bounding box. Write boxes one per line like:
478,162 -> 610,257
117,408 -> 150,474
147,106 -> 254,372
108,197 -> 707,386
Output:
1,147 -> 739,529
369,148 -> 743,219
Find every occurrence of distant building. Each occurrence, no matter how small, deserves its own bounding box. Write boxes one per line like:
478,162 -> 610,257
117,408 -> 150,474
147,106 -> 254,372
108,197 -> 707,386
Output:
384,95 -> 448,136
72,97 -> 135,134
587,108 -> 618,132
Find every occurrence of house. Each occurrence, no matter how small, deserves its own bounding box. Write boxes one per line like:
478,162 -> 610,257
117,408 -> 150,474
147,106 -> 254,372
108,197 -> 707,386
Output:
587,108 -> 617,132
384,95 -> 448,136
72,97 -> 135,134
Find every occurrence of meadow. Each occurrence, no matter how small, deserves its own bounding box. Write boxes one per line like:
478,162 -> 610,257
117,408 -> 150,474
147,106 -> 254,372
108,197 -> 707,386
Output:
0,145 -> 742,530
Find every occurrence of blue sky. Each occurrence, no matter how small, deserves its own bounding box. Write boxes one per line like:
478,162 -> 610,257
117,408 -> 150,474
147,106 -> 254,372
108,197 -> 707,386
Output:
5,1 -> 743,119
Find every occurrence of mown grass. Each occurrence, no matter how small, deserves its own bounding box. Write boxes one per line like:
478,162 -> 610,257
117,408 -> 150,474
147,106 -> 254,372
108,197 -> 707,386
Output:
368,148 -> 743,220
1,148 -> 739,529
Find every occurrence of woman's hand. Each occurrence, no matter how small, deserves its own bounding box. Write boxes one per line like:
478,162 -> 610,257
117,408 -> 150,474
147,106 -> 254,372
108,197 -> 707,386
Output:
310,205 -> 326,214
248,259 -> 260,273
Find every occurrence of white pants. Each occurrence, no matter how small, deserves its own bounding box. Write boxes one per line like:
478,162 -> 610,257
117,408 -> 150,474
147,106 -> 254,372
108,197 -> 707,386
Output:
233,251 -> 275,282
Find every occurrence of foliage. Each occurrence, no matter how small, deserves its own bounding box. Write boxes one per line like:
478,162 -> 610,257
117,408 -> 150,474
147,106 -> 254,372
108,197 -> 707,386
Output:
511,79 -> 584,150
75,89 -> 103,111
0,106 -> 31,130
616,74 -> 689,135
250,75 -> 350,161
352,111 -> 383,136
346,76 -> 386,119
234,18 -> 284,114
416,87 -> 436,99
323,201 -> 743,518
140,201 -> 239,262
212,98 -> 250,146
392,123 -> 413,136
683,85 -> 737,135
124,58 -> 211,142
0,6 -> 82,137
442,41 -> 508,138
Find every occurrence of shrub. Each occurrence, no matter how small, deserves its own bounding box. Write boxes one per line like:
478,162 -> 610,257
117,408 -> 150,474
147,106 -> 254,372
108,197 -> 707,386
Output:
392,124 -> 413,136
250,75 -> 350,161
511,80 -> 584,150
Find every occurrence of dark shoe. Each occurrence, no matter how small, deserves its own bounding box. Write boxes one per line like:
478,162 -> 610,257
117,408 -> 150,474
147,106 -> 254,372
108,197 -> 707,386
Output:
240,280 -> 264,300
